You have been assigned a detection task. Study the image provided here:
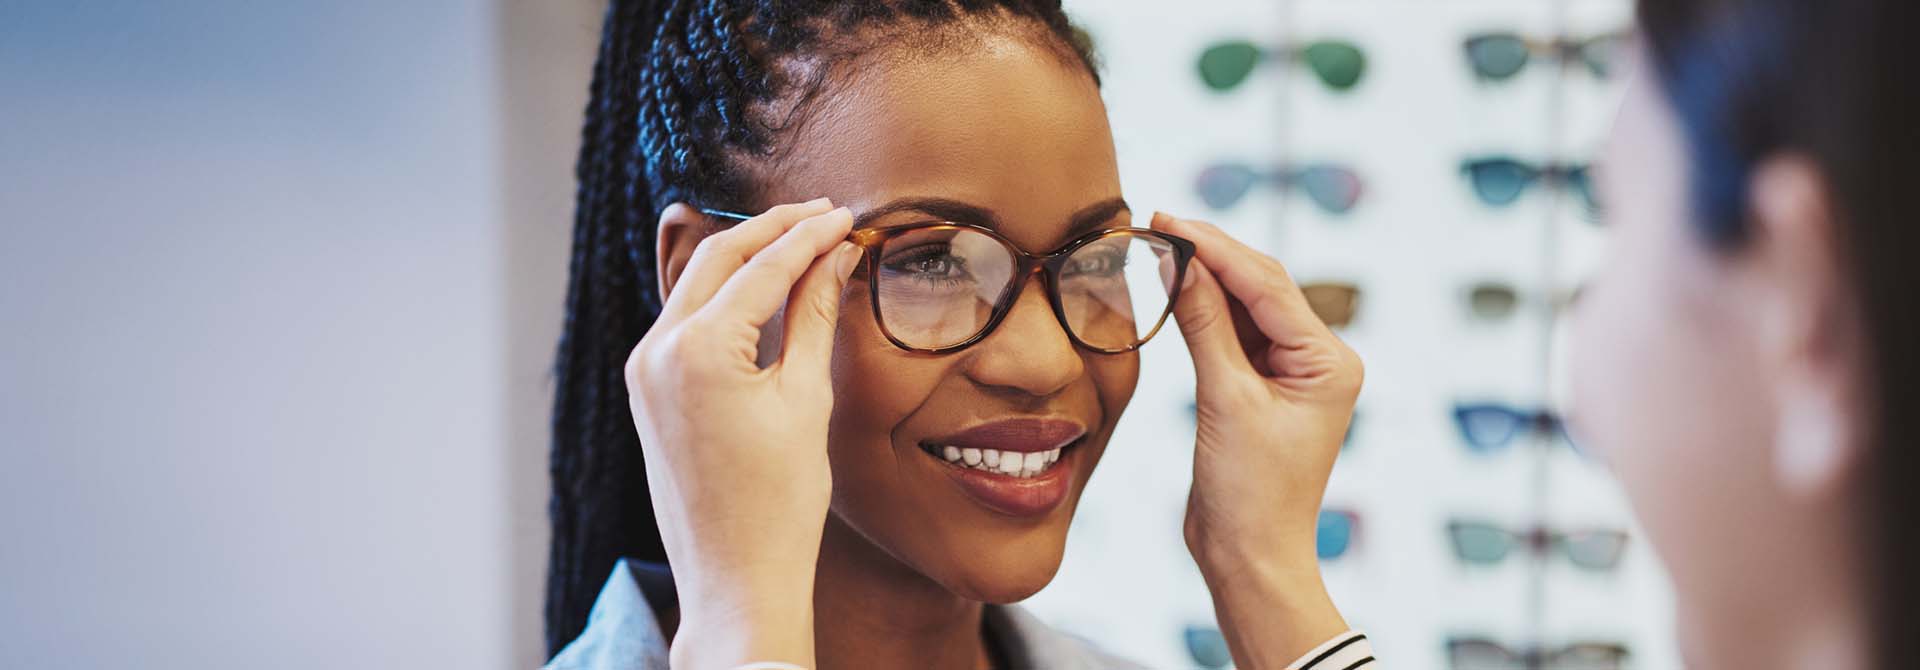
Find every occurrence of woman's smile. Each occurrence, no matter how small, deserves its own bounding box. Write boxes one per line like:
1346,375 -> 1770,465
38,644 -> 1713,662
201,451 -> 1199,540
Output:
916,417 -> 1088,517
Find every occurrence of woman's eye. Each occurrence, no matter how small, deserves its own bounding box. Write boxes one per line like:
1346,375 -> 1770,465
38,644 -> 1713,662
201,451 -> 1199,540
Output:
882,246 -> 972,282
1065,251 -> 1126,277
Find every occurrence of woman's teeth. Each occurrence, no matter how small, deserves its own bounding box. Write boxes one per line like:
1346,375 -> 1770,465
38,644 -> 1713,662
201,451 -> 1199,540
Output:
927,444 -> 1064,478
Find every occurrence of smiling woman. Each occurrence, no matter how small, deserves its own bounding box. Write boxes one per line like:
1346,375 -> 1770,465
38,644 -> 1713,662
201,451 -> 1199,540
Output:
546,2 -> 1367,669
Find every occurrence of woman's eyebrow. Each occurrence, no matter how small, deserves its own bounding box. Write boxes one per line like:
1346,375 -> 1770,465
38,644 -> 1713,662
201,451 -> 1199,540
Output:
853,196 -> 1132,236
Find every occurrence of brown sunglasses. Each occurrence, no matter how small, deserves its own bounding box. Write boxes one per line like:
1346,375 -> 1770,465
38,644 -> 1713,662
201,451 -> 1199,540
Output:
702,208 -> 1197,355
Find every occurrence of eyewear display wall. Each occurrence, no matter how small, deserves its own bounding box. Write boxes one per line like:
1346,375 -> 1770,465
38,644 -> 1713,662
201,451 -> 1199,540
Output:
1018,1 -> 1657,667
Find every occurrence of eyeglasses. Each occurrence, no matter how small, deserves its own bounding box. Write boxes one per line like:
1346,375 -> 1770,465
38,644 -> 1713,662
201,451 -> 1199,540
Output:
1446,637 -> 1631,670
1461,157 -> 1598,212
1453,403 -> 1569,453
1447,519 -> 1629,572
1196,162 -> 1365,214
1301,281 -> 1362,329
1318,508 -> 1361,560
1463,31 -> 1625,82
1197,39 -> 1367,92
1468,283 -> 1520,321
1466,282 -> 1587,323
701,209 -> 1196,354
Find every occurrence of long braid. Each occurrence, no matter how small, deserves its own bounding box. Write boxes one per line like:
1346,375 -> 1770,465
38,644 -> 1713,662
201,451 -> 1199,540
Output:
546,0 -> 1099,657
547,0 -> 662,656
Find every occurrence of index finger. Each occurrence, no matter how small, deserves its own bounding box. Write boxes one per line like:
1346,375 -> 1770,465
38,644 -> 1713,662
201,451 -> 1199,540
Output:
657,198 -> 836,324
1150,212 -> 1335,344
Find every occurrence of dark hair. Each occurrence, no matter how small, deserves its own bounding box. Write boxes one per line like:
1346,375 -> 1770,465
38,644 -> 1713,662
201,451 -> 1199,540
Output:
1637,0 -> 1919,666
545,0 -> 1098,656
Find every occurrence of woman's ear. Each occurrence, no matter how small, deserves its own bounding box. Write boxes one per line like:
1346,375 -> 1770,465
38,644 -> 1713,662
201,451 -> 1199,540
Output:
1743,155 -> 1866,499
655,202 -> 711,304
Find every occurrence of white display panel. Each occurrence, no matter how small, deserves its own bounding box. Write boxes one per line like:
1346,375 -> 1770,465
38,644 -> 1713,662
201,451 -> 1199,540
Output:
1026,1 -> 1679,667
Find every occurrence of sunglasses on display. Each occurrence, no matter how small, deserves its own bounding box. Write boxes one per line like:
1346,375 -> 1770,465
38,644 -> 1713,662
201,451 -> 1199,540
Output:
1197,38 -> 1368,92
1318,508 -> 1362,560
1447,520 -> 1629,572
1301,281 -> 1362,329
1195,162 -> 1366,215
1460,157 -> 1599,213
1452,403 -> 1571,453
1466,282 -> 1588,322
1445,637 -> 1632,670
701,208 -> 1196,354
1463,31 -> 1625,82
1468,282 -> 1520,321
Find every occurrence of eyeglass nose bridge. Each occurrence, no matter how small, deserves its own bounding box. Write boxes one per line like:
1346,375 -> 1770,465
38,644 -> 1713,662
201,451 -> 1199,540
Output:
985,253 -> 1083,348
949,245 -> 1085,353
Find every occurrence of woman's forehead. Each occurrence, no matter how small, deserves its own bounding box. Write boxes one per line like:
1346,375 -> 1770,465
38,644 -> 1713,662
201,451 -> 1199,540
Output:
764,39 -> 1120,250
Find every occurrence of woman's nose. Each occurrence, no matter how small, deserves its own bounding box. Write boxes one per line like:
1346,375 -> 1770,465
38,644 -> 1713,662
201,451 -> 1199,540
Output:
962,279 -> 1084,399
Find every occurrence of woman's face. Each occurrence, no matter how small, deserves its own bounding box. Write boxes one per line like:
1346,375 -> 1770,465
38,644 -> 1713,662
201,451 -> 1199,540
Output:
754,34 -> 1132,603
1573,47 -> 1854,664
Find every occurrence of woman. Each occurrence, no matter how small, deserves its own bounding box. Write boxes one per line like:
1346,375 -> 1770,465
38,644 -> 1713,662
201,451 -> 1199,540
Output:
1573,0 -> 1917,668
544,1 -> 1368,669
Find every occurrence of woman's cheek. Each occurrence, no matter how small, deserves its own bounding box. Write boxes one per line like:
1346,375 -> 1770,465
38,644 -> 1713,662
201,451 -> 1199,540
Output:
1086,351 -> 1140,423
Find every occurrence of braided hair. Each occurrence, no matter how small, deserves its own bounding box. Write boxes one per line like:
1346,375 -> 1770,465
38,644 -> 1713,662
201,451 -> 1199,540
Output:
547,0 -> 1098,656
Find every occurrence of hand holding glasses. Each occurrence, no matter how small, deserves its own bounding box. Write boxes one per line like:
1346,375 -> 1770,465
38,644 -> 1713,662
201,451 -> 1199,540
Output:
701,208 -> 1196,354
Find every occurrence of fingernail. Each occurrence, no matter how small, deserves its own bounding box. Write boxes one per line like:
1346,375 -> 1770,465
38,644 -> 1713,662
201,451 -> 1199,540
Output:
833,241 -> 861,277
807,196 -> 833,208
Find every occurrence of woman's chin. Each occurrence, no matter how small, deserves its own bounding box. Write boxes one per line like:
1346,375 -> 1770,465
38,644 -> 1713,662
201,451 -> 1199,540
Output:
935,544 -> 1068,604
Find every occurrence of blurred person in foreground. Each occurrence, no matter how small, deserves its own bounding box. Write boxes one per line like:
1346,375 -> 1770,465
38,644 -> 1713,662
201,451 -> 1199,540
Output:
1574,0 -> 1918,668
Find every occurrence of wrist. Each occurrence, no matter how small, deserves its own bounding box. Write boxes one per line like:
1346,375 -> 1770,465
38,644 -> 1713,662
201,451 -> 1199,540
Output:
1188,522 -> 1320,580
670,553 -> 821,669
1195,551 -> 1349,669
672,594 -> 817,670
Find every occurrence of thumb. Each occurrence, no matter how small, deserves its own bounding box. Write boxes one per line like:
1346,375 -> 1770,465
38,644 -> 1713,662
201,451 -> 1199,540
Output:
1172,257 -> 1257,386
779,240 -> 860,378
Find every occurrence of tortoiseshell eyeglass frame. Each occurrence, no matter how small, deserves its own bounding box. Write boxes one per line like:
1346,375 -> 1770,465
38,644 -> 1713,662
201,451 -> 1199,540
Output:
700,207 -> 1197,355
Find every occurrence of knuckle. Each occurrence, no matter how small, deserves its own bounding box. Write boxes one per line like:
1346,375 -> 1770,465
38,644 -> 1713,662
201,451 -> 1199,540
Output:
804,282 -> 842,326
699,230 -> 755,262
622,342 -> 650,387
765,201 -> 812,218
686,232 -> 730,264
1325,344 -> 1366,396
1174,299 -> 1227,336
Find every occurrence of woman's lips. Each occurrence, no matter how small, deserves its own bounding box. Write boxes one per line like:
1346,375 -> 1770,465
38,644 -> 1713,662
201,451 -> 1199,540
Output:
918,417 -> 1087,517
926,440 -> 1080,517
932,417 -> 1086,453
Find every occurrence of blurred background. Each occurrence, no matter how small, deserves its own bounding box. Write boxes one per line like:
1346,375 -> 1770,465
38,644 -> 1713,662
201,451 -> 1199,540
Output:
0,0 -> 1666,668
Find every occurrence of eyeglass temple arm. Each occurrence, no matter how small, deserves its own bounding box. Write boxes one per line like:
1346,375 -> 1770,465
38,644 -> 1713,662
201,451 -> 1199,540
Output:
698,207 -> 754,222
701,207 -> 871,246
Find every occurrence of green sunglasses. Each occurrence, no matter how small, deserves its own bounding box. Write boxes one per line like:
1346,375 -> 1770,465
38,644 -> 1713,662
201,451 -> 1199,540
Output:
1197,39 -> 1367,93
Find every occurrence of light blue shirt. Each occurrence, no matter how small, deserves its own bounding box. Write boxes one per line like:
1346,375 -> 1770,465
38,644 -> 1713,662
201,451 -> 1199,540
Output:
542,558 -> 1148,669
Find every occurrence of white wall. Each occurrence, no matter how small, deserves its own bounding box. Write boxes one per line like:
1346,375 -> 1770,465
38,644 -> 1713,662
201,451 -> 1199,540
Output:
0,1 -> 589,667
